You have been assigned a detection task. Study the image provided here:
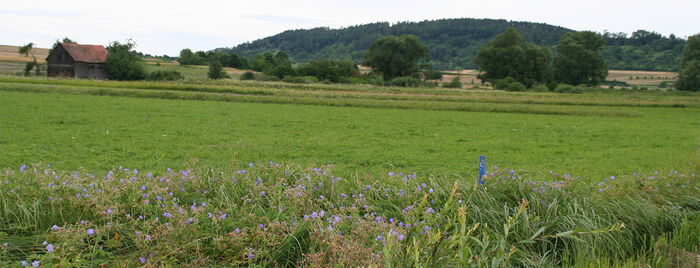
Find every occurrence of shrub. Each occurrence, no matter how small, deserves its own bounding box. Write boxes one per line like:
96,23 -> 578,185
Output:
494,77 -> 526,91
208,61 -> 229,80
442,77 -> 462,88
554,84 -> 584,93
388,76 -> 421,87
146,70 -> 184,81
240,71 -> 255,80
283,76 -> 319,84
530,84 -> 548,92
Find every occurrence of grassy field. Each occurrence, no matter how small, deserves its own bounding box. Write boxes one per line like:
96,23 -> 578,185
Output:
0,76 -> 698,266
0,77 -> 698,180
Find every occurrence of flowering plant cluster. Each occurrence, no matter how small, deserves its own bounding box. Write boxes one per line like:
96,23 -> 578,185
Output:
0,162 -> 696,266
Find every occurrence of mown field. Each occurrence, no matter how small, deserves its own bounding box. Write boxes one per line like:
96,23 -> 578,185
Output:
0,76 -> 698,266
0,77 -> 698,180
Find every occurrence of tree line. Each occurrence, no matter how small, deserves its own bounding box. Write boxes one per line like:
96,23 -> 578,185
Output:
221,18 -> 687,72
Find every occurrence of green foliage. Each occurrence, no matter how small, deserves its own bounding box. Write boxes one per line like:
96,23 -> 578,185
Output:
297,59 -> 359,83
106,41 -> 146,81
553,31 -> 608,85
363,35 -> 429,80
554,84 -> 584,93
228,19 -> 573,70
207,60 -> 228,80
442,77 -> 462,88
387,76 -> 421,87
178,48 -> 206,65
475,28 -> 552,88
676,34 -> 700,91
223,53 -> 248,69
493,76 -> 527,91
423,68 -> 443,81
145,70 -> 184,81
240,71 -> 256,80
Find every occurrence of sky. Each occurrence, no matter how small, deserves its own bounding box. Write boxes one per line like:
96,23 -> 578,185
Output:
2,0 -> 698,56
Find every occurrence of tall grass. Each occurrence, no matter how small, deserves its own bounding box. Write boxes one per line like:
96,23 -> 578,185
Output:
1,163 -> 697,266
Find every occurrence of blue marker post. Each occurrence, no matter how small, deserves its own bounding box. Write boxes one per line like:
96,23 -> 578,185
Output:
478,155 -> 485,185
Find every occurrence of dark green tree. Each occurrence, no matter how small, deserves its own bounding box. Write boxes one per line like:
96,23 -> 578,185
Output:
553,31 -> 608,85
49,37 -> 77,54
179,48 -> 207,65
207,60 -> 228,79
106,40 -> 146,80
265,51 -> 294,78
676,34 -> 700,91
363,35 -> 429,80
474,28 -> 552,88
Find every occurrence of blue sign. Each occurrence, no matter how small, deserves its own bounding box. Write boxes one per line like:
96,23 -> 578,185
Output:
478,155 -> 485,185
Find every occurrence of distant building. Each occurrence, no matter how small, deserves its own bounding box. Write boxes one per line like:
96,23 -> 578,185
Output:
46,43 -> 108,79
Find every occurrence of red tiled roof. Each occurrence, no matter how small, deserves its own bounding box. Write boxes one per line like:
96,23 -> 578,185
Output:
60,43 -> 108,63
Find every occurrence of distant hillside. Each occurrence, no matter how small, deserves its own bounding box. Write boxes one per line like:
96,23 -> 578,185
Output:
222,18 -> 685,71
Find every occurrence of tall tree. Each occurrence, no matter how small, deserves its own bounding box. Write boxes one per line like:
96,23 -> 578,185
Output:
363,35 -> 429,80
553,31 -> 608,85
474,28 -> 552,88
676,34 -> 699,91
106,40 -> 146,80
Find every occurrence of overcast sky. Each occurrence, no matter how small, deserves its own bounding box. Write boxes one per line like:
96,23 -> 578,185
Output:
2,0 -> 698,56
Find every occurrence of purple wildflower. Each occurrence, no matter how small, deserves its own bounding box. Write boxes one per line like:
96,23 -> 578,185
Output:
87,229 -> 95,235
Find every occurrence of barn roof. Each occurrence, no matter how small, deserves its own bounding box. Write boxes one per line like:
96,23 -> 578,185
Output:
59,43 -> 108,63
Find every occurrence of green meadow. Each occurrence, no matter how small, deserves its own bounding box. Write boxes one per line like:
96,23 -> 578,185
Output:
0,77 -> 698,180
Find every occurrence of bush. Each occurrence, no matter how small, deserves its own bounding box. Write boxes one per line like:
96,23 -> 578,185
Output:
530,84 -> 549,92
106,41 -> 146,81
240,71 -> 255,80
282,76 -> 319,84
494,77 -> 526,91
442,77 -> 462,88
146,70 -> 184,81
554,84 -> 584,93
546,82 -> 559,91
208,61 -> 229,80
388,77 -> 421,87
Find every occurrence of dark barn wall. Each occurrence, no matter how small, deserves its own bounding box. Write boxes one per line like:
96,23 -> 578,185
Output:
75,62 -> 107,79
47,45 -> 75,77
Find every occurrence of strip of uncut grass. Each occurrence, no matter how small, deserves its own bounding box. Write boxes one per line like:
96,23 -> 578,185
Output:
1,76 -> 698,108
0,82 -> 642,117
0,164 -> 697,266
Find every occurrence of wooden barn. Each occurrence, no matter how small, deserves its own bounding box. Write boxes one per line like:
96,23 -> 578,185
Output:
46,43 -> 108,79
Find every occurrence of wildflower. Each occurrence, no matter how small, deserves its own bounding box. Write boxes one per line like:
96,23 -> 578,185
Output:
141,185 -> 146,191
107,208 -> 113,214
87,229 -> 95,235
140,257 -> 146,264
21,260 -> 27,267
249,162 -> 254,167
46,244 -> 54,254
258,224 -> 264,229
261,191 -> 266,196
388,172 -> 395,177
32,260 -> 39,267
20,165 -> 27,172
398,233 -> 405,241
235,228 -> 240,233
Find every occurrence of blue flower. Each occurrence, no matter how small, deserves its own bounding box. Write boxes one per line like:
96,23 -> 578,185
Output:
87,229 -> 95,235
20,165 -> 27,173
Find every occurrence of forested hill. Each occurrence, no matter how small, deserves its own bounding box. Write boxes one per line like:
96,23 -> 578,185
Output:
222,18 -> 685,71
